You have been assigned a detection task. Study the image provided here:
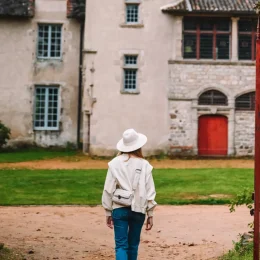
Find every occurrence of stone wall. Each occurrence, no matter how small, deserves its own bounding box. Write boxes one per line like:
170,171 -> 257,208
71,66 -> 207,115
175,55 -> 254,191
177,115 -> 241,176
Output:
169,61 -> 255,100
169,61 -> 256,156
169,100 -> 194,155
235,111 -> 255,156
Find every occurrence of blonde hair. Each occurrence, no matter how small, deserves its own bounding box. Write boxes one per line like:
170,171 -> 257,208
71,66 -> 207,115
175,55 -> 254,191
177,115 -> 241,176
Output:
117,148 -> 144,161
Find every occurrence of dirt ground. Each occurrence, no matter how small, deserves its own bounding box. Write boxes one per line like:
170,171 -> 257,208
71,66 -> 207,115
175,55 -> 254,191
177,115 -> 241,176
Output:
0,158 -> 253,259
0,205 -> 251,260
0,158 -> 254,169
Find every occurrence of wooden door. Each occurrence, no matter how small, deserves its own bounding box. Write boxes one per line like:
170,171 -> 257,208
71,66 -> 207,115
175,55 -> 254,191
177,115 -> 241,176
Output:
198,115 -> 228,156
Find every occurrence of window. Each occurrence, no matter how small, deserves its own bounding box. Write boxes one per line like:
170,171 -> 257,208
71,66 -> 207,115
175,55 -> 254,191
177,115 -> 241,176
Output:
183,18 -> 231,60
236,92 -> 255,110
34,86 -> 60,130
37,24 -> 62,59
238,19 -> 257,61
124,55 -> 138,91
126,3 -> 139,23
199,90 -> 228,106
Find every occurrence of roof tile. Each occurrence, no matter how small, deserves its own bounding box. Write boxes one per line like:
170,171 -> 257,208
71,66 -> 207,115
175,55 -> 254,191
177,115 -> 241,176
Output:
0,0 -> 35,17
67,0 -> 85,19
162,0 -> 257,13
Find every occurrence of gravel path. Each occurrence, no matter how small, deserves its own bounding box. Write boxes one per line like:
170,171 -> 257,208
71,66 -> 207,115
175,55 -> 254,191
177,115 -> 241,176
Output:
0,205 -> 251,260
0,158 -> 254,169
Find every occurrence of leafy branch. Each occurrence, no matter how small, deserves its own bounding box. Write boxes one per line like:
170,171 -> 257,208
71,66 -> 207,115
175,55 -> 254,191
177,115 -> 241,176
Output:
229,188 -> 253,213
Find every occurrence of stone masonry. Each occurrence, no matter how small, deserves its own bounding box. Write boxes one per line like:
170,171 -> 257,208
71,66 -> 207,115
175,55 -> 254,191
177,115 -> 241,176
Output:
235,112 -> 255,156
169,61 -> 255,156
169,61 -> 255,99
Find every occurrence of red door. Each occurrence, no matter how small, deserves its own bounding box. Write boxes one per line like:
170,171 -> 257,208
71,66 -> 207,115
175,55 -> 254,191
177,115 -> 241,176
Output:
198,115 -> 228,156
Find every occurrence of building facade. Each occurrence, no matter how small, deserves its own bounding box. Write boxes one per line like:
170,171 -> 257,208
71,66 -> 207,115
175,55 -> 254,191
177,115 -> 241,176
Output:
83,0 -> 258,156
0,0 -> 83,147
0,0 -> 258,156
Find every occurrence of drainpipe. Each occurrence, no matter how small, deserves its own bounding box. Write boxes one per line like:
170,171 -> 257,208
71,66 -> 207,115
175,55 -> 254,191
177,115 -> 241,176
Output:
85,83 -> 96,154
86,112 -> 91,153
77,21 -> 84,149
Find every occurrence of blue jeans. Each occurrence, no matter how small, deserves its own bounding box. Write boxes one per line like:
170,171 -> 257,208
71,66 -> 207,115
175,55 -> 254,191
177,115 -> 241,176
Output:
112,207 -> 145,260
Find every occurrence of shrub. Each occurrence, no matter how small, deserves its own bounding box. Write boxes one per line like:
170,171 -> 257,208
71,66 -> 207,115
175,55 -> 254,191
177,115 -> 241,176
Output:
0,121 -> 11,149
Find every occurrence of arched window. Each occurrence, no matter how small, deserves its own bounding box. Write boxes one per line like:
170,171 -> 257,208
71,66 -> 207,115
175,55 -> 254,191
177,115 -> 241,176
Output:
198,90 -> 228,106
235,92 -> 255,111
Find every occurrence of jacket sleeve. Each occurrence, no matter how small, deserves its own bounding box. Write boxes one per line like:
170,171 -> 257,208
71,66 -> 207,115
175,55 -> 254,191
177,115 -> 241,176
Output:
102,167 -> 117,216
146,164 -> 157,217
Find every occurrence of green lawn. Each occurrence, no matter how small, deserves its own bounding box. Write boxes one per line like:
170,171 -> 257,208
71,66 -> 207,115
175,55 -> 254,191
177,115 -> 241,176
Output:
0,148 -> 77,163
0,168 -> 253,205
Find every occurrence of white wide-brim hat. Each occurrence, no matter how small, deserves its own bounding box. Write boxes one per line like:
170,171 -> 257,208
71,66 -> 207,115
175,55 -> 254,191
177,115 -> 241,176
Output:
117,129 -> 147,152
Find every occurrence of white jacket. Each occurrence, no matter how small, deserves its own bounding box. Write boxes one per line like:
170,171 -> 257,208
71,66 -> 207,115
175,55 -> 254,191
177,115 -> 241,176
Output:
102,154 -> 157,217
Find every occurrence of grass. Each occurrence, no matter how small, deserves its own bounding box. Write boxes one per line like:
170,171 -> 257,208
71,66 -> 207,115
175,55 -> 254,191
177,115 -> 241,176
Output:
219,242 -> 253,260
0,148 -> 77,163
0,247 -> 23,260
220,251 -> 252,260
0,168 -> 253,205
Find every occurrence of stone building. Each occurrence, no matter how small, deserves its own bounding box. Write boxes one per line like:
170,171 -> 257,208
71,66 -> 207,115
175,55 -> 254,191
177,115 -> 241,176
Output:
0,0 -> 84,147
0,0 -> 258,156
83,0 -> 258,156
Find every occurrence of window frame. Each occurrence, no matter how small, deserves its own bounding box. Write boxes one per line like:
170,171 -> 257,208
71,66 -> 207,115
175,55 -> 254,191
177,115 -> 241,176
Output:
238,19 -> 257,61
37,24 -> 63,60
123,55 -> 138,92
34,86 -> 60,131
125,0 -> 140,24
235,92 -> 256,111
198,90 -> 228,106
183,18 -> 231,60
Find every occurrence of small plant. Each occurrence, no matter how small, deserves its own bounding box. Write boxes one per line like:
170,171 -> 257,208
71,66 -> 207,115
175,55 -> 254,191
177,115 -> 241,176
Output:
220,233 -> 253,259
233,234 -> 253,255
223,188 -> 254,260
0,121 -> 11,149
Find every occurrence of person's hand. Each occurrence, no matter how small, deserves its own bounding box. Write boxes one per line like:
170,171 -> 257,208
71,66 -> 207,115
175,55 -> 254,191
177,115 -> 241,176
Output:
106,216 -> 113,229
146,216 -> 153,231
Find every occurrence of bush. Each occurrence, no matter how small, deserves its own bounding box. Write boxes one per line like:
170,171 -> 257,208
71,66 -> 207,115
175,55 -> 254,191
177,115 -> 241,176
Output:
0,121 -> 11,149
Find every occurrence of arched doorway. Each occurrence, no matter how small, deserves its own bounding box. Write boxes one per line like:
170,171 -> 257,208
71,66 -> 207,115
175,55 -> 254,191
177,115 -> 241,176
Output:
198,115 -> 228,156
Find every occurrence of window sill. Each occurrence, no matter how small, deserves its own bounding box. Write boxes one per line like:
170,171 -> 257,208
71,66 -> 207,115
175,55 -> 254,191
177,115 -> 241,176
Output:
120,90 -> 140,95
126,0 -> 141,3
37,56 -> 62,60
35,59 -> 63,68
120,23 -> 144,28
168,59 -> 255,66
36,58 -> 63,65
34,128 -> 60,132
235,110 -> 255,112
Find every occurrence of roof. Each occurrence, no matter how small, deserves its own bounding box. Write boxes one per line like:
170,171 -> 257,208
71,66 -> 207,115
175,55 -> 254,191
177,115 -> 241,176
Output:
162,0 -> 258,14
0,0 -> 35,17
67,0 -> 85,19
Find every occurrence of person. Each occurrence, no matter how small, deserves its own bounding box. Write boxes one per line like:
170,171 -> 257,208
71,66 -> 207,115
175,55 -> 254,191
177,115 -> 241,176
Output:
102,128 -> 157,260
